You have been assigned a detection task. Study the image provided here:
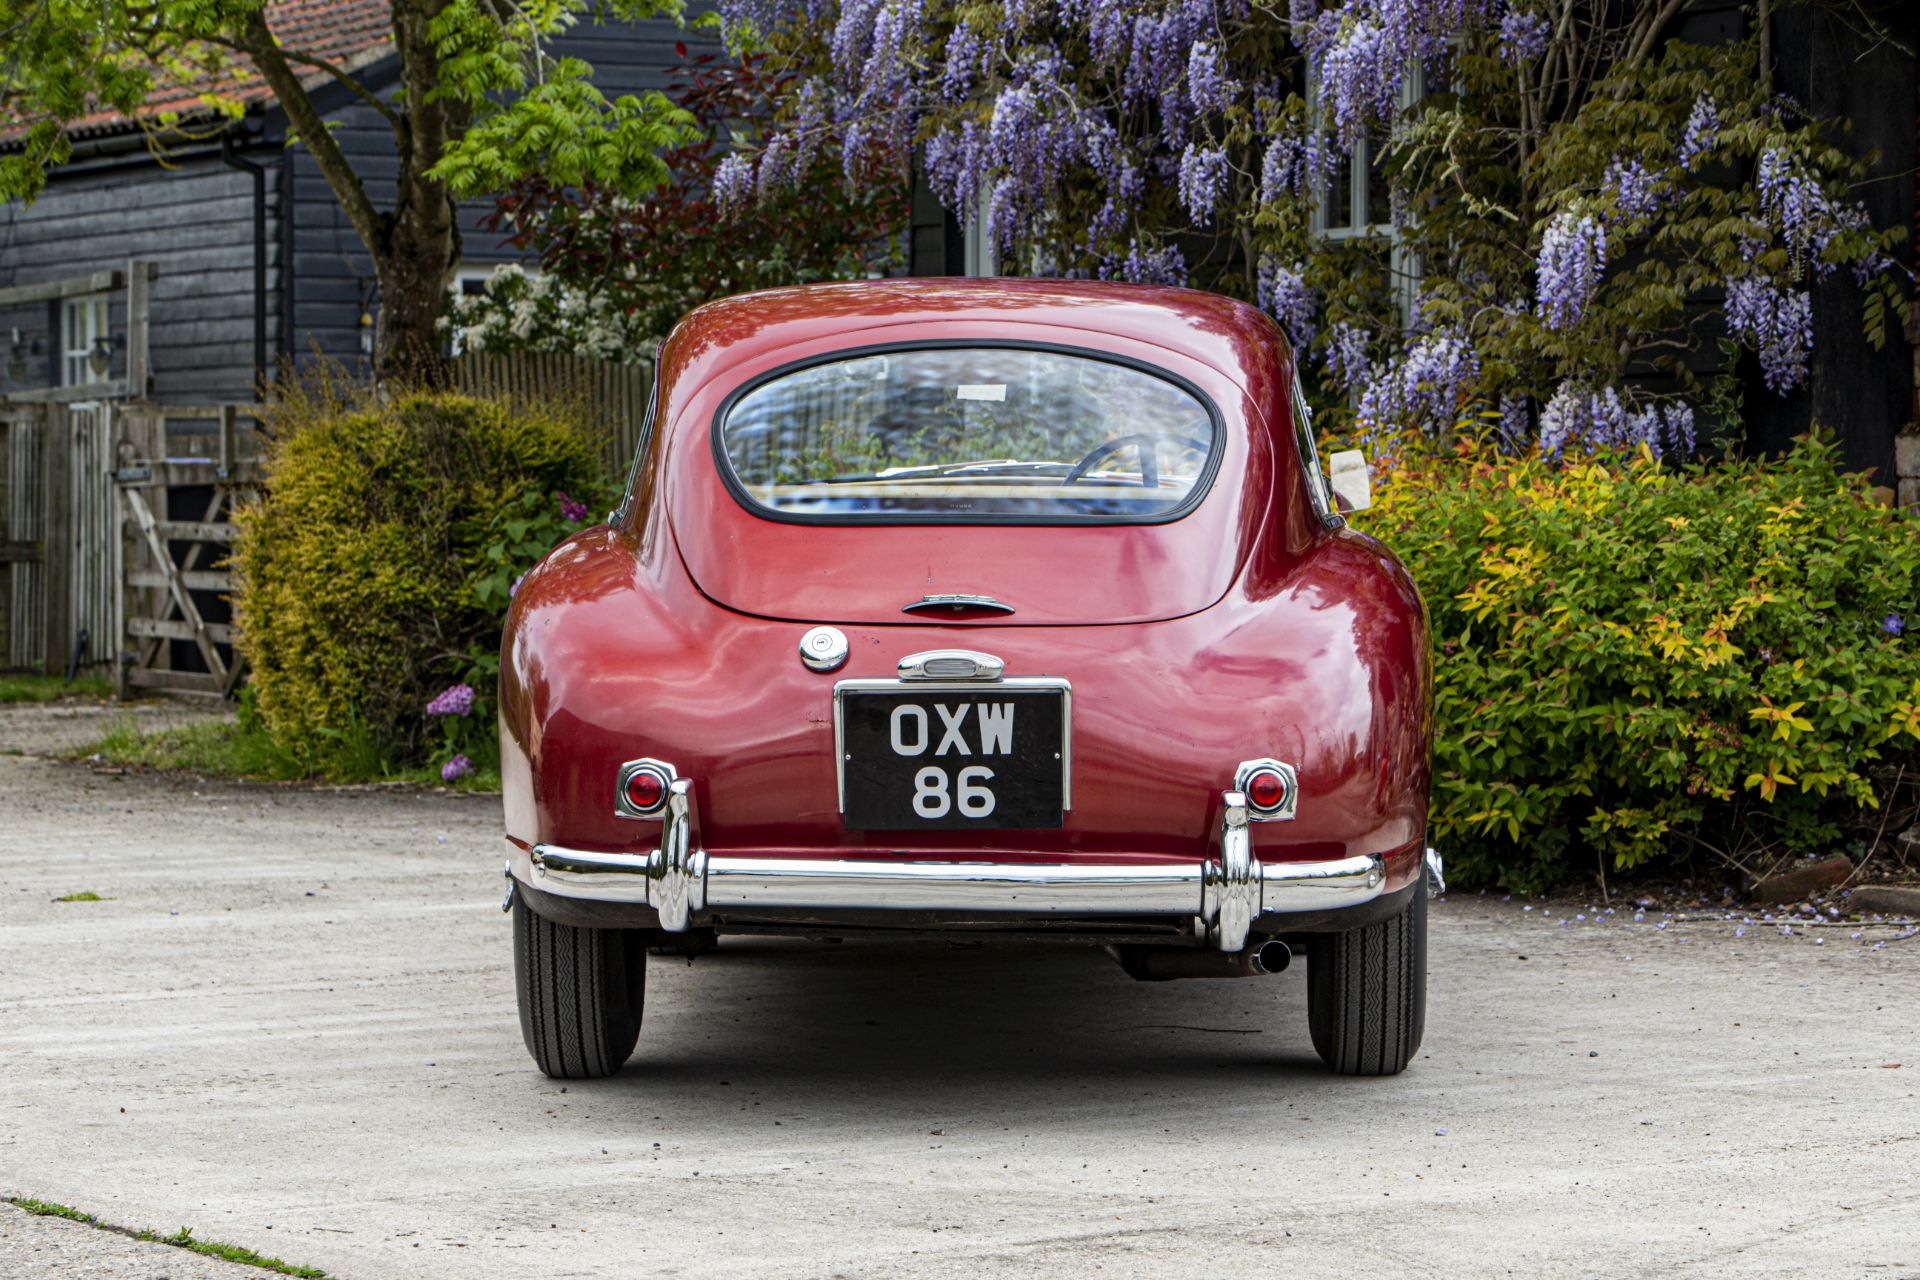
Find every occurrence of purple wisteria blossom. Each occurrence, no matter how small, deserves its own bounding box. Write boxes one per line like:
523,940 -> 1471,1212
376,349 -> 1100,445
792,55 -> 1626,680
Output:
1187,42 -> 1233,113
1499,9 -> 1551,64
712,153 -> 755,210
1537,384 -> 1694,457
1324,322 -> 1372,391
1257,257 -> 1315,349
1178,143 -> 1230,225
1756,149 -> 1838,271
1536,212 -> 1608,330
1537,383 -> 1623,457
426,684 -> 476,718
441,754 -> 475,783
922,118 -> 988,223
1002,0 -> 1044,30
1497,393 -> 1530,451
1355,328 -> 1480,434
557,491 -> 590,522
1724,276 -> 1813,393
942,21 -> 983,103
1604,157 -> 1663,221
1260,131 -> 1333,203
1678,95 -> 1718,170
1308,0 -> 1495,148
1100,239 -> 1188,285
1624,401 -> 1697,457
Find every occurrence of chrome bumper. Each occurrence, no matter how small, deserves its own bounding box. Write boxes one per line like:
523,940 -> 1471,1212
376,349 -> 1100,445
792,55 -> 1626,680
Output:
520,781 -> 1397,952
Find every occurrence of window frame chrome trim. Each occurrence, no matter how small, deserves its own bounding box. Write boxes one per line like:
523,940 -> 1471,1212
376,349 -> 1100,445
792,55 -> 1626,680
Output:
1289,370 -> 1344,531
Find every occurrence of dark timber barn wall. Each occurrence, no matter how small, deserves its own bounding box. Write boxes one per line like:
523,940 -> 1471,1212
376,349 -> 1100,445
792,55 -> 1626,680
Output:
0,150 -> 283,402
0,19 -> 717,406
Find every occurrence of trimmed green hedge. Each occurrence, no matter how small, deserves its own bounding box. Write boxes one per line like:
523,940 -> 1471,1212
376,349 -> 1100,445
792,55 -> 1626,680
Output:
1358,436 -> 1920,893
234,387 -> 600,769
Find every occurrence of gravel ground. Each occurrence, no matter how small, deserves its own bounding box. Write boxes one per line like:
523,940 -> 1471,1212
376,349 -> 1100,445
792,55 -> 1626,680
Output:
0,752 -> 1915,1280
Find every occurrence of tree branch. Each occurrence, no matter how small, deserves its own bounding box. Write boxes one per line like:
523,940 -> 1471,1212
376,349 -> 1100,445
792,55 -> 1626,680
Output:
195,30 -> 403,140
237,7 -> 384,261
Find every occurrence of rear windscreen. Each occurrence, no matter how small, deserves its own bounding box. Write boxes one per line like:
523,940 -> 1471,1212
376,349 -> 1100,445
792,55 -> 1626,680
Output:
714,346 -> 1220,523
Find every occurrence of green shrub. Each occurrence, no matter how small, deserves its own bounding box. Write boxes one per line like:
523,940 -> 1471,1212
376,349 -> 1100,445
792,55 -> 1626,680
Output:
234,382 -> 602,771
1358,435 -> 1920,893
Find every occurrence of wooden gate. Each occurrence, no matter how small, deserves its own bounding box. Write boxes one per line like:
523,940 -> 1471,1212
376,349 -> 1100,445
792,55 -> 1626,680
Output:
0,399 -> 121,673
0,402 -> 47,669
113,405 -> 259,697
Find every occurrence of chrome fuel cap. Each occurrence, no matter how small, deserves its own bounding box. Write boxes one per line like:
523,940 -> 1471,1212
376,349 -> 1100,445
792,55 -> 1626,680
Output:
799,625 -> 849,672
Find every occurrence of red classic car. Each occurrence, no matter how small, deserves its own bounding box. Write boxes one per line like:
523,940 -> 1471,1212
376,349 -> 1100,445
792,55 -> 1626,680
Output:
499,278 -> 1438,1079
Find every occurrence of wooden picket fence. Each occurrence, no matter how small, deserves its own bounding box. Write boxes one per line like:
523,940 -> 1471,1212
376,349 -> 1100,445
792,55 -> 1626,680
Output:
447,350 -> 653,477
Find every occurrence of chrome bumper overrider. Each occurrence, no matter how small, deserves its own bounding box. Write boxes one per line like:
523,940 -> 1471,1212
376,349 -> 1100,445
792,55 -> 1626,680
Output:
521,781 -> 1396,952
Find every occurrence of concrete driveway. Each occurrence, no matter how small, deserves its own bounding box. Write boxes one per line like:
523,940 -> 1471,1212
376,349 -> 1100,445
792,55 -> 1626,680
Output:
0,752 -> 1915,1279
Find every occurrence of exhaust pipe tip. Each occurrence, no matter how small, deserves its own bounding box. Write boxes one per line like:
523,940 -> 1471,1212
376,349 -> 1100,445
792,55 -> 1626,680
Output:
1249,938 -> 1292,975
1112,939 -> 1291,981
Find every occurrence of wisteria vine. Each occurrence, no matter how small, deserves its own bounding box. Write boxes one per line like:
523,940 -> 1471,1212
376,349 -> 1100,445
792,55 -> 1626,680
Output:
708,0 -> 1907,460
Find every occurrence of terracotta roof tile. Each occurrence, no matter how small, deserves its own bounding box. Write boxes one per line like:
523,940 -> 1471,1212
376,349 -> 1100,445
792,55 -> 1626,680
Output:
15,0 -> 393,144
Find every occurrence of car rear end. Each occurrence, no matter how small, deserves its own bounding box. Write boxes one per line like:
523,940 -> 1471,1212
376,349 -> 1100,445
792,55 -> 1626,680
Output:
499,281 -> 1434,1078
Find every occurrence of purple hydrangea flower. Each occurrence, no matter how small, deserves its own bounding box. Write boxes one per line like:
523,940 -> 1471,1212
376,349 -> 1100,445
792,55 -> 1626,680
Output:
1678,95 -> 1718,170
426,684 -> 476,718
1536,211 -> 1607,330
1724,276 -> 1813,394
1499,9 -> 1551,64
557,491 -> 590,523
441,754 -> 474,783
1885,614 -> 1905,636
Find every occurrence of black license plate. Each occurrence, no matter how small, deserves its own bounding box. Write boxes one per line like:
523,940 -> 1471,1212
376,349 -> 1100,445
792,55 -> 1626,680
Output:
838,684 -> 1068,830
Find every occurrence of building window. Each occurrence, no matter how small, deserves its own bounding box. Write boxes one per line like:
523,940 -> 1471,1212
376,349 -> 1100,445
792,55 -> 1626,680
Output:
1309,65 -> 1425,323
62,294 -> 110,387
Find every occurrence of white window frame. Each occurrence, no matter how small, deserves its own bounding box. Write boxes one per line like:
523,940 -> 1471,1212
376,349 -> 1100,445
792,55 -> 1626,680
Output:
1308,64 -> 1425,324
61,293 -> 110,387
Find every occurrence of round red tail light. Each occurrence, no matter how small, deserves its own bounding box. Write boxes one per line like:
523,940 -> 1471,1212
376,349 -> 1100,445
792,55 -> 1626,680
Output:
1245,768 -> 1288,812
624,768 -> 667,814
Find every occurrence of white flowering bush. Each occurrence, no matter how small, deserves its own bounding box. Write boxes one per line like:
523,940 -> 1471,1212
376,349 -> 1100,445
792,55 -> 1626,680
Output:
713,0 -> 1908,455
441,264 -> 656,363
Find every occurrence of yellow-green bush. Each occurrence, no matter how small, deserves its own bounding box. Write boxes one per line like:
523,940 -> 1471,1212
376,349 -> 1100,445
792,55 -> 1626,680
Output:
1357,435 -> 1920,893
234,386 -> 599,767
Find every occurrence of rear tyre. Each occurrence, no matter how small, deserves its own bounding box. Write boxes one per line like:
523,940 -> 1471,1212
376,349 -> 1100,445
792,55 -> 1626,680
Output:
513,895 -> 646,1079
1306,879 -> 1426,1076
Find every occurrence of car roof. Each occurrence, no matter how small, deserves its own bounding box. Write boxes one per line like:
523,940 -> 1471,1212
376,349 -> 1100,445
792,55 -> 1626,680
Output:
659,277 -> 1289,400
